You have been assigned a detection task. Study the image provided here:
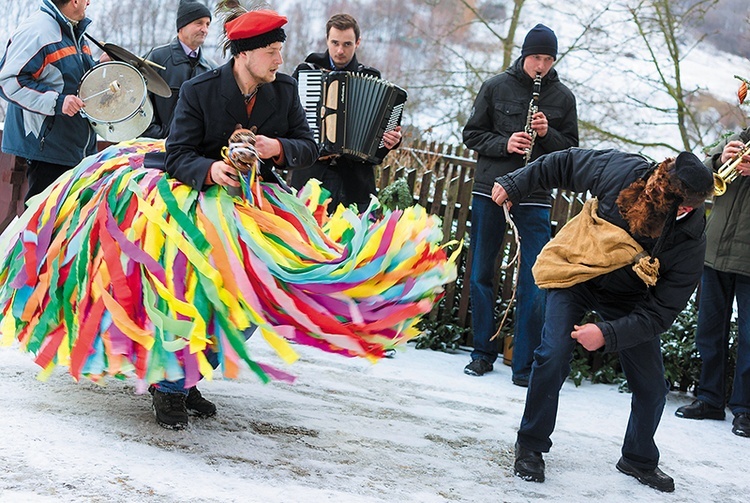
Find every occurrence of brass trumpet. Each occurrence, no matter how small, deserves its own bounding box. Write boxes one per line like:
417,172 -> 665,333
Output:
714,136 -> 750,196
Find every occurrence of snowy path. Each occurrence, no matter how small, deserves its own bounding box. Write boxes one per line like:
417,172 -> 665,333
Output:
0,339 -> 746,502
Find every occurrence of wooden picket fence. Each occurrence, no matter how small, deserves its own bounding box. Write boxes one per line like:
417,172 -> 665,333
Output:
377,139 -> 587,343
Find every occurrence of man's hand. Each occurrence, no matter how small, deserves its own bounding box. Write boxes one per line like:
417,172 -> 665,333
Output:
530,111 -> 548,138
62,95 -> 85,117
254,135 -> 281,159
209,160 -> 240,187
507,131 -> 532,155
571,323 -> 605,351
382,126 -> 402,150
721,140 -> 750,176
491,182 -> 510,207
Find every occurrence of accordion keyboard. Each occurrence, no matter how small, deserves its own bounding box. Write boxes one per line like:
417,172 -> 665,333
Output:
297,69 -> 323,143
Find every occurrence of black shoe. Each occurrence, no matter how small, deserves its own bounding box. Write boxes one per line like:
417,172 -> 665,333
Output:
186,387 -> 217,418
383,348 -> 397,359
512,376 -> 529,388
675,399 -> 725,420
514,442 -> 545,482
464,359 -> 493,376
733,412 -> 750,437
151,388 -> 189,430
616,457 -> 674,493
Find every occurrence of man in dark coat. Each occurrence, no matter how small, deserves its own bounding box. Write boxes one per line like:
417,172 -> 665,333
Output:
462,24 -> 578,387
155,9 -> 317,430
142,0 -> 214,139
675,128 -> 750,438
492,148 -> 714,492
166,9 -> 318,193
289,13 -> 402,214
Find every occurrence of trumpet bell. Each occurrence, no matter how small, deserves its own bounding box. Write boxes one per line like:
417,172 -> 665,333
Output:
713,173 -> 727,196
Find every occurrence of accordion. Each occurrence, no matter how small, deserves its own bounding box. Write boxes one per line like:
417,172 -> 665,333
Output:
297,70 -> 407,164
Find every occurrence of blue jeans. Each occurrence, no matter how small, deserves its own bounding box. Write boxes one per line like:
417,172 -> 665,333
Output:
695,266 -> 750,415
517,285 -> 669,470
155,349 -> 220,395
469,195 -> 550,380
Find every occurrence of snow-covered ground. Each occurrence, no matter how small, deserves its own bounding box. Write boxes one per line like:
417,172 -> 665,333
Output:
1,338 -> 746,503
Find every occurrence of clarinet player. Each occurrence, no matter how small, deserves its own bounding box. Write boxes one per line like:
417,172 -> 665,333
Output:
462,24 -> 578,386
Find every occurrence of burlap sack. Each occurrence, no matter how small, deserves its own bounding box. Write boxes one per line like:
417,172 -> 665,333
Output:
532,198 -> 659,289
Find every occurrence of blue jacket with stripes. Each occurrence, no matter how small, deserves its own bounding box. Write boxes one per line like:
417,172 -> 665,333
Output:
0,0 -> 97,166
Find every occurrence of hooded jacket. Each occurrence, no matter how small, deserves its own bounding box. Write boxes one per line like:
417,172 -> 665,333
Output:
703,127 -> 750,276
497,148 -> 707,352
0,0 -> 97,166
463,57 -> 578,204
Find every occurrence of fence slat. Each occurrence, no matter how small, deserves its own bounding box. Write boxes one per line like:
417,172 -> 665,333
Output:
377,143 -> 588,343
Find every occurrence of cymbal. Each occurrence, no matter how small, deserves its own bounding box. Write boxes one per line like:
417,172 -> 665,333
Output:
84,35 -> 172,98
100,43 -> 172,98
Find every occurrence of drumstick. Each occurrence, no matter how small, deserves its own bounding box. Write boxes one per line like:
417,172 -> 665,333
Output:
141,59 -> 166,71
82,80 -> 121,101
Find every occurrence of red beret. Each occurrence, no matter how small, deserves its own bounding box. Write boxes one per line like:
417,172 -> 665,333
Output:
226,10 -> 288,41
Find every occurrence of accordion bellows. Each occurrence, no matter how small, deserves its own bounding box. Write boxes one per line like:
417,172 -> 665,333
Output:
298,70 -> 407,164
0,140 -> 456,390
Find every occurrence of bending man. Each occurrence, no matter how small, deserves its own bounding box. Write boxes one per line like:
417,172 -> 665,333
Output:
492,148 -> 713,493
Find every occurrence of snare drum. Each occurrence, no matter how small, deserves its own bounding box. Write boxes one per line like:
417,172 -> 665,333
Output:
78,61 -> 153,142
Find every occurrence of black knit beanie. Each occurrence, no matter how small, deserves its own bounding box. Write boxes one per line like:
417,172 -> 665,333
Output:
521,24 -> 558,60
673,152 -> 713,195
229,28 -> 287,56
176,0 -> 211,31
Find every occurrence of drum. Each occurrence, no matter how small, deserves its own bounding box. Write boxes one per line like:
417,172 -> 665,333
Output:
78,61 -> 153,142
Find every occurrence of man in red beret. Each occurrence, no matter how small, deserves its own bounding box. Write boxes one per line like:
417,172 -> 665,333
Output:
156,9 -> 318,430
165,9 -> 318,194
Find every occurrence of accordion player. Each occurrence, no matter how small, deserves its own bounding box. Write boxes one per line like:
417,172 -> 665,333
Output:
297,69 -> 407,165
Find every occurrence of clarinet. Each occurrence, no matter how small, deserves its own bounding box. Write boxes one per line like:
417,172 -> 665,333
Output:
523,72 -> 543,165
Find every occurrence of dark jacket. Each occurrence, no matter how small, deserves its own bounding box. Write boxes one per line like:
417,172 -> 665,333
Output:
165,60 -> 318,191
142,37 -> 214,139
497,148 -> 707,352
289,51 -> 383,210
292,50 -> 380,78
0,0 -> 96,166
463,57 -> 578,204
703,127 -> 750,276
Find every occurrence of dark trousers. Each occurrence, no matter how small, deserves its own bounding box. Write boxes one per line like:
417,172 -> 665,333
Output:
517,284 -> 669,470
25,159 -> 73,202
468,196 -> 550,380
290,159 -> 376,214
695,266 -> 750,414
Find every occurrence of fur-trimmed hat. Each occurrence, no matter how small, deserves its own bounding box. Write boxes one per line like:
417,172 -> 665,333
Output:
176,0 -> 212,32
521,24 -> 558,60
225,10 -> 287,55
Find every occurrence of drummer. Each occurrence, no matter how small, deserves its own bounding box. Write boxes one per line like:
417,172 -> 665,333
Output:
142,0 -> 215,139
0,0 -> 98,201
